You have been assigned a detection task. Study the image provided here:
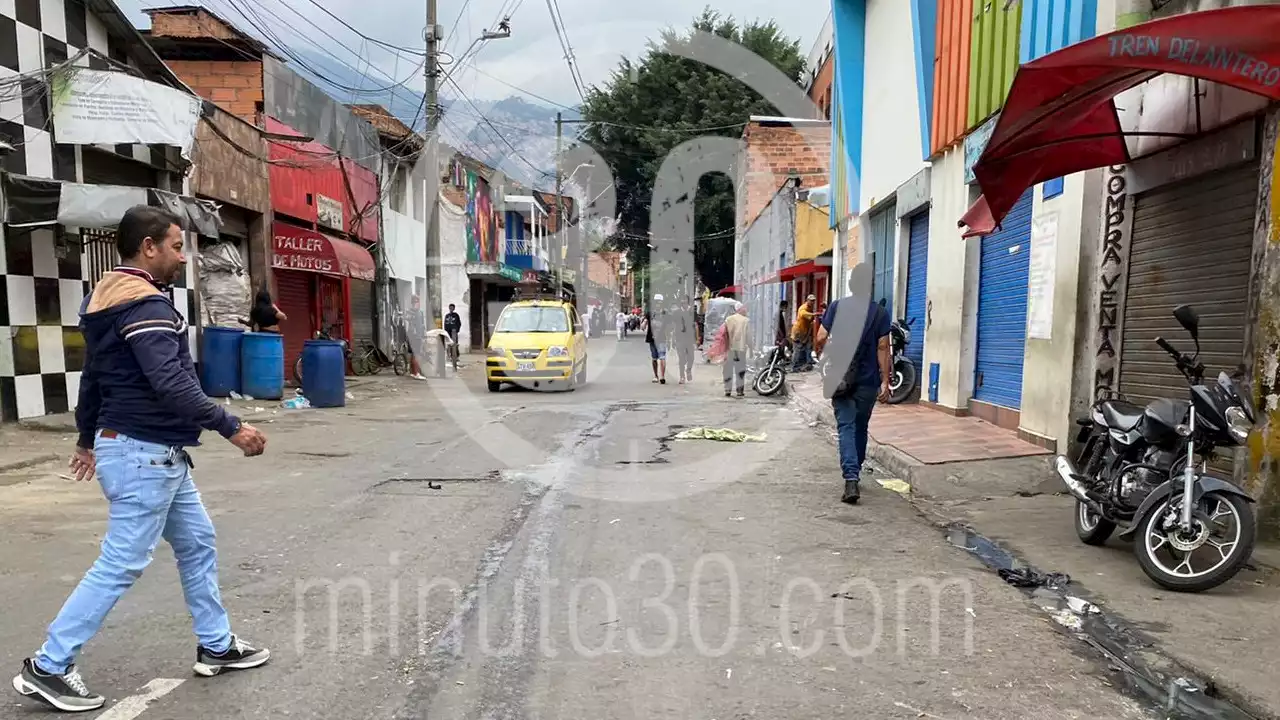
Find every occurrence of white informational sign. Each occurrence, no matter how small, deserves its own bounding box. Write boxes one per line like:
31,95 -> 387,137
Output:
1026,212 -> 1058,341
316,194 -> 343,230
51,68 -> 201,158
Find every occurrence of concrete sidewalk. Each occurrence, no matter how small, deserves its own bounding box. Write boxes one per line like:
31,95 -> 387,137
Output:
787,372 -> 1057,501
788,372 -> 1280,718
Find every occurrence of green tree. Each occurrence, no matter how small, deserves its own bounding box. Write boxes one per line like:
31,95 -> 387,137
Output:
578,8 -> 805,290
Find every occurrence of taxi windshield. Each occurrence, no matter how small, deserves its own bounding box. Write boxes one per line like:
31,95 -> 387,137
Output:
495,306 -> 570,333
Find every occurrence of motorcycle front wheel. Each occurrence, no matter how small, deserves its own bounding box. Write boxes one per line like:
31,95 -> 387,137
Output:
887,359 -> 917,404
1074,499 -> 1116,546
754,366 -> 785,396
1133,491 -> 1255,593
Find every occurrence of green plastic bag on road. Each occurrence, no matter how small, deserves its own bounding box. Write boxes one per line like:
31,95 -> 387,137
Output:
673,427 -> 767,443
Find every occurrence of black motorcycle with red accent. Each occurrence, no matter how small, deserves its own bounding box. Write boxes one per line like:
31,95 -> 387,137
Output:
1055,305 -> 1257,593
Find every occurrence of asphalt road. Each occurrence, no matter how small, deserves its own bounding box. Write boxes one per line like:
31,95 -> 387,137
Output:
0,336 -> 1150,719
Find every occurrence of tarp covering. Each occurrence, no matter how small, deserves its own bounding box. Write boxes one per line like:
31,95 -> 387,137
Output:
2,173 -> 222,232
959,6 -> 1280,237
196,239 -> 250,328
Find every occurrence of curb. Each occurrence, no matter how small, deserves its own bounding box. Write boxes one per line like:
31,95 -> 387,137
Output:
0,453 -> 61,473
785,376 -> 927,484
785,377 -> 1059,500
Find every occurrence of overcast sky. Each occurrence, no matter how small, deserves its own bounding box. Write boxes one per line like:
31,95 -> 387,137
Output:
121,0 -> 826,108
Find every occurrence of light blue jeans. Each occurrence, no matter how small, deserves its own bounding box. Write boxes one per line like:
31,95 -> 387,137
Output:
35,431 -> 232,674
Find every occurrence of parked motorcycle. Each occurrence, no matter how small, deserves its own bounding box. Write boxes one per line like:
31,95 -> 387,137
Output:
1055,304 -> 1256,593
886,317 -> 917,404
752,343 -> 789,396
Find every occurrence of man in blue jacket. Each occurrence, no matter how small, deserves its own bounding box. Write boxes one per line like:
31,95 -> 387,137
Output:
12,206 -> 270,713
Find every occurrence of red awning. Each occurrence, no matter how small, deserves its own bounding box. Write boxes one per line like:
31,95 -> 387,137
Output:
716,286 -> 741,296
754,260 -> 824,285
272,221 -> 376,281
960,6 -> 1280,237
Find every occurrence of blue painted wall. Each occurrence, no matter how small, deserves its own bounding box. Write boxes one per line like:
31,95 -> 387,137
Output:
1019,0 -> 1098,64
909,0 -> 937,161
830,0 -> 866,227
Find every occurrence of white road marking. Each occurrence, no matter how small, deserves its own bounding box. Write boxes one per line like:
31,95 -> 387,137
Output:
96,679 -> 184,720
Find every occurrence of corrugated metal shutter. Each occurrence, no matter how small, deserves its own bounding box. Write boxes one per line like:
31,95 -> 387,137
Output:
350,279 -> 374,345
905,211 -> 929,370
276,270 -> 313,384
870,204 -> 896,315
1120,163 -> 1257,473
974,188 -> 1034,409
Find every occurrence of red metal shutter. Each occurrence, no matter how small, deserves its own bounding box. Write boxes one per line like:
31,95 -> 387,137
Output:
276,270 -> 314,384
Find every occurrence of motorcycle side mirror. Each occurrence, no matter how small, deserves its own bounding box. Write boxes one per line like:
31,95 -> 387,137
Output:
1173,304 -> 1200,340
1173,304 -> 1201,357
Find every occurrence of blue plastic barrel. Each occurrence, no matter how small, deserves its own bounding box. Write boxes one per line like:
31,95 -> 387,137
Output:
301,339 -> 346,408
200,326 -> 244,397
240,332 -> 285,400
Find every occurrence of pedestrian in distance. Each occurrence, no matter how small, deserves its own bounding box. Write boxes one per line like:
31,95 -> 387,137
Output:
444,302 -> 463,371
646,294 -> 669,384
13,206 -> 270,714
615,308 -> 627,340
815,269 -> 892,505
673,297 -> 697,384
722,302 -> 750,397
791,294 -> 818,372
406,295 -> 428,380
246,285 -> 286,333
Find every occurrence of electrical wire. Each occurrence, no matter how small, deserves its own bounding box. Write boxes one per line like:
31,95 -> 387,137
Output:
215,0 -> 421,97
444,73 -> 550,179
542,0 -> 585,103
296,0 -> 427,57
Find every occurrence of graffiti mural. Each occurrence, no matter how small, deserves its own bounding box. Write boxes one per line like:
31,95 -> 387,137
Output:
464,170 -> 500,263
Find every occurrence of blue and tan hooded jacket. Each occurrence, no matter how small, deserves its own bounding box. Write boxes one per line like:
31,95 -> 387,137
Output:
75,268 -> 240,449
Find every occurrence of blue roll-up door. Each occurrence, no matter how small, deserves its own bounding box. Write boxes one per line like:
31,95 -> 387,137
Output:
974,189 -> 1034,409
869,204 -> 896,315
904,211 -> 929,370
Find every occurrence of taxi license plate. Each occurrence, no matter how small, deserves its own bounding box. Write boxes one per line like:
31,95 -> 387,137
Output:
517,361 -> 535,372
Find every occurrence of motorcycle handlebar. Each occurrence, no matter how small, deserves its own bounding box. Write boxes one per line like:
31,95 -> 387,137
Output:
1155,336 -> 1179,357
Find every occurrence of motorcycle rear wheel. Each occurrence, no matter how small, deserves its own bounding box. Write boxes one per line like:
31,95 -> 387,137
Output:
754,366 -> 785,396
887,359 -> 917,404
1133,491 -> 1255,593
1074,500 -> 1116,546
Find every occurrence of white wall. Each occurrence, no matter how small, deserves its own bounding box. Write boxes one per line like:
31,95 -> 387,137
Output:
383,209 -> 426,282
922,148 -> 980,408
439,193 -> 472,349
859,0 -> 925,210
1018,169 -> 1105,448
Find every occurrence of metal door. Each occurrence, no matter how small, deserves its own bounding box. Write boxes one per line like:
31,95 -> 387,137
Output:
275,270 -> 314,384
1120,162 -> 1258,474
349,279 -> 374,346
904,210 -> 930,371
869,204 -> 896,314
974,189 -> 1034,409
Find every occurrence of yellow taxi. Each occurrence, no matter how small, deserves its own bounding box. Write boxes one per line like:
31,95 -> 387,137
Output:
486,296 -> 588,392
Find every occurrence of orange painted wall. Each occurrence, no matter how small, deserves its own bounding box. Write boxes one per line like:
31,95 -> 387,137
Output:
930,0 -> 973,155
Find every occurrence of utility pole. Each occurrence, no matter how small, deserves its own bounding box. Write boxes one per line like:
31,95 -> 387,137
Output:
424,0 -> 441,335
555,111 -> 566,302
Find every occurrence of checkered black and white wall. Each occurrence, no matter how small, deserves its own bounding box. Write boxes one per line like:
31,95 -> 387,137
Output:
0,0 -> 198,422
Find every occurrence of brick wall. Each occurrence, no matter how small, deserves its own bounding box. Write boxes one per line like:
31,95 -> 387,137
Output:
739,121 -> 831,231
150,9 -> 243,40
165,60 -> 263,121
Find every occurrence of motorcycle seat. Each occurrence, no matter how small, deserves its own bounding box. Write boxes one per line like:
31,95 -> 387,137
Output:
1100,400 -> 1145,431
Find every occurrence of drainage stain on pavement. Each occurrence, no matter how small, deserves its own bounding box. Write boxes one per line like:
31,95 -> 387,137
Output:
944,525 -> 1259,720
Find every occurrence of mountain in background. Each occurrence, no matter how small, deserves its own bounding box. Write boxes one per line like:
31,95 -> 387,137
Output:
289,49 -> 578,189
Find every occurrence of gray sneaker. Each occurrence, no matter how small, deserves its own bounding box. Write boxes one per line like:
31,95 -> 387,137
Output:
193,635 -> 270,677
12,659 -> 105,713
